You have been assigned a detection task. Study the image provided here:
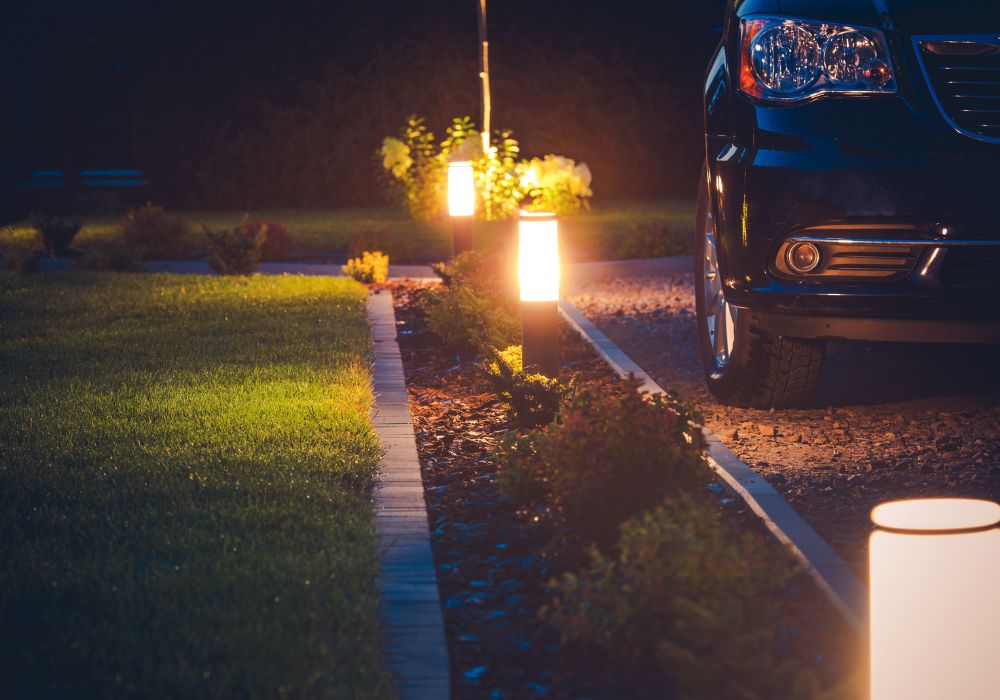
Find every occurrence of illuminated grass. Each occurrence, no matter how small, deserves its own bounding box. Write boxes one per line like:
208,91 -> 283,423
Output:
0,200 -> 694,262
0,273 -> 392,698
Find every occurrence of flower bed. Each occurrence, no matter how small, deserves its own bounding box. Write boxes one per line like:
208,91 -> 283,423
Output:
389,280 -> 859,699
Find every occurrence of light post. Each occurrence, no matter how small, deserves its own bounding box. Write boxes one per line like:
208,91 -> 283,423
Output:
518,211 -> 559,377
448,161 -> 475,256
869,497 -> 1000,700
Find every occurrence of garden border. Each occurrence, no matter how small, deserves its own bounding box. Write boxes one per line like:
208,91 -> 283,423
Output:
367,289 -> 451,700
558,298 -> 868,635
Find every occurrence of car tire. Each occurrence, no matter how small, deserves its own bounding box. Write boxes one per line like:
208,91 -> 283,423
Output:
694,164 -> 825,408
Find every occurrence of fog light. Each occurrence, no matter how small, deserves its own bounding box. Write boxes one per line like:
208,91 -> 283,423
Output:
786,241 -> 821,273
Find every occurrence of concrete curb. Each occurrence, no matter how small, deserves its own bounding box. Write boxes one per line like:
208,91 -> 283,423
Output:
367,290 -> 451,699
558,298 -> 868,635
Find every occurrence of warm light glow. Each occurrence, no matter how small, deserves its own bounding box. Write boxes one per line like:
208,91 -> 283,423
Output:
518,211 -> 559,302
448,161 -> 475,217
870,498 -> 1000,700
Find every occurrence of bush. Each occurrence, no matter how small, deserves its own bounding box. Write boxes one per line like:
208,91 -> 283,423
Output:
380,115 -> 592,221
342,251 -> 389,284
350,226 -> 412,263
482,345 -> 573,428
239,220 -> 293,262
2,248 -> 43,274
204,224 -> 261,275
30,214 -> 82,257
607,224 -> 692,260
545,495 -> 834,700
120,204 -> 195,260
500,379 -> 706,545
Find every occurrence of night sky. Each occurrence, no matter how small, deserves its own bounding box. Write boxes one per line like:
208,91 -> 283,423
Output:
2,0 -> 723,212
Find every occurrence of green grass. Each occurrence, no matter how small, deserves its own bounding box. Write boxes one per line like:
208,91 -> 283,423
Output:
0,273 -> 393,699
0,200 -> 694,263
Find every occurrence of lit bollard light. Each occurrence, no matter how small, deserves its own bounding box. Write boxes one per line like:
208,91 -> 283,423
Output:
447,161 -> 475,256
869,498 -> 1000,700
518,211 -> 559,378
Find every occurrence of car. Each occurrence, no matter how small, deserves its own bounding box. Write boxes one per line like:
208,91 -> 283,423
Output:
698,0 -> 1000,407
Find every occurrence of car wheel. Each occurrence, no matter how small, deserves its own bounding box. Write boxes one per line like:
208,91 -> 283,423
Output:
694,165 -> 825,408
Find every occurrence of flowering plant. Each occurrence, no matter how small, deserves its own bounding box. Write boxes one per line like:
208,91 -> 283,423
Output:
379,116 -> 592,220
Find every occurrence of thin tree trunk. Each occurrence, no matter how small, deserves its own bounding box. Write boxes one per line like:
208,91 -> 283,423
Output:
477,0 -> 490,152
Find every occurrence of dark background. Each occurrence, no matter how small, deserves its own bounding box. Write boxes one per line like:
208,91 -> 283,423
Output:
1,0 -> 723,212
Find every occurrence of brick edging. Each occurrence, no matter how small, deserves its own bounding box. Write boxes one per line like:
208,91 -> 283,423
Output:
368,289 -> 451,699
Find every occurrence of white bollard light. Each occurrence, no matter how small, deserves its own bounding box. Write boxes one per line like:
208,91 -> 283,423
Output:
447,161 -> 475,255
518,211 -> 559,377
869,497 -> 1000,700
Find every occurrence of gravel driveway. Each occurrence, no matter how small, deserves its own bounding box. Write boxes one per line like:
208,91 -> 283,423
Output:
569,273 -> 1000,575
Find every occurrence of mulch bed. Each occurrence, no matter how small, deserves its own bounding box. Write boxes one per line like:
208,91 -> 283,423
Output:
385,280 -> 859,699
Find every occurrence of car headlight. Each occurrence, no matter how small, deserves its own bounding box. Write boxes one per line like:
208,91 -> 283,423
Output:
739,17 -> 896,102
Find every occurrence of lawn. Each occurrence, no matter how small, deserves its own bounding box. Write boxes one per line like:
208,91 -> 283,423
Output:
0,200 -> 695,263
0,273 -> 393,698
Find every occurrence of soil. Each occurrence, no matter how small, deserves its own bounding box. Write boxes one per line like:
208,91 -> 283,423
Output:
385,280 -> 859,700
568,274 -> 1000,577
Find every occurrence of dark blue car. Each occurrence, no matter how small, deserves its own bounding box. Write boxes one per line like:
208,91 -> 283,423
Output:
699,0 -> 1000,406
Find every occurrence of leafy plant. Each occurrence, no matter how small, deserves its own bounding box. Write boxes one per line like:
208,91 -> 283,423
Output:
239,220 -> 293,262
544,495 -> 843,700
423,250 -> 519,354
380,115 -> 592,221
120,204 -> 195,260
2,248 -> 43,274
204,223 -> 261,275
342,251 -> 389,284
482,345 -> 573,428
500,379 -> 707,546
30,214 -> 82,257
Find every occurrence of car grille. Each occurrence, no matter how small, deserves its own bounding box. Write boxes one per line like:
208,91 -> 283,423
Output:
941,247 -> 1000,288
918,38 -> 1000,141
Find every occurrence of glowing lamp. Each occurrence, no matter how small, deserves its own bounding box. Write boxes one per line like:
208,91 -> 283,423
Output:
518,211 -> 559,377
869,498 -> 1000,700
447,161 -> 475,256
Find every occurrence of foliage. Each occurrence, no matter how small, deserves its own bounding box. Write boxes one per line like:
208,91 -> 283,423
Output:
2,247 -> 43,274
120,204 -> 196,260
424,250 -> 519,354
482,345 -> 574,428
0,273 -> 392,698
500,379 -> 707,546
77,240 -> 144,272
380,115 -> 592,221
543,495 -> 846,700
521,155 -> 593,215
30,214 -> 82,257
204,223 -> 262,275
239,219 -> 293,261
350,225 -> 412,263
342,250 -> 389,284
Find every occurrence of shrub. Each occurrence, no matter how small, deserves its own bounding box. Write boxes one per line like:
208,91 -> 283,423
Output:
481,345 -> 573,428
342,251 -> 389,284
350,226 -> 411,263
379,115 -> 592,221
30,214 -> 82,257
239,220 -> 293,261
545,495 -> 833,700
120,204 -> 195,260
204,224 -> 261,275
607,224 -> 692,260
2,248 -> 43,274
500,380 -> 706,545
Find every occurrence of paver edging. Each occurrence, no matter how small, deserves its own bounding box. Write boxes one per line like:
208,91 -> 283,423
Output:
367,289 -> 451,699
558,298 -> 868,636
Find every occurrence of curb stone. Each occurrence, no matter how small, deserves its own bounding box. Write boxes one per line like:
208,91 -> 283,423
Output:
367,289 -> 451,699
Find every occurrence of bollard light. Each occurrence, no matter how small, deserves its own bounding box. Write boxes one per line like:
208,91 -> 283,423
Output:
869,498 -> 1000,700
448,161 -> 475,255
518,211 -> 559,377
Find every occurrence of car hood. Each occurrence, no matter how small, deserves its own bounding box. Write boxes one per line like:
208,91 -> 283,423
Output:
767,1 -> 1000,36
881,0 -> 1000,35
